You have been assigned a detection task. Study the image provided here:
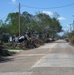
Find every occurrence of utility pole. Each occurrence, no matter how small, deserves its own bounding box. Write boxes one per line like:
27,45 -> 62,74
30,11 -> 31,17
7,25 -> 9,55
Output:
73,20 -> 74,31
72,15 -> 74,31
69,24 -> 72,32
18,3 -> 20,37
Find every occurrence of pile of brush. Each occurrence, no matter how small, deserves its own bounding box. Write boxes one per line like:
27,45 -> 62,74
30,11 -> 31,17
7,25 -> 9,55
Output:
19,36 -> 44,49
0,42 -> 15,58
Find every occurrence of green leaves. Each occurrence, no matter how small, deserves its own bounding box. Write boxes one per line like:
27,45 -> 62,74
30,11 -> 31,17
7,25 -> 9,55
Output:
0,11 -> 62,39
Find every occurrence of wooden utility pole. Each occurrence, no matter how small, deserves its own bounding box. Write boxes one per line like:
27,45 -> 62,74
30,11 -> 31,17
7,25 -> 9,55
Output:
18,3 -> 20,37
69,24 -> 72,32
73,20 -> 74,31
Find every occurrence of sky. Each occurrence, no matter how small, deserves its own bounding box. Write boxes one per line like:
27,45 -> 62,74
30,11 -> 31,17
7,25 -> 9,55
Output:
0,0 -> 74,35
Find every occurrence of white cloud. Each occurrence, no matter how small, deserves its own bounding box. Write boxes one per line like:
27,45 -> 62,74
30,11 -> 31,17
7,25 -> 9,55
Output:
11,0 -> 16,4
58,17 -> 66,21
42,11 -> 66,21
43,11 -> 53,16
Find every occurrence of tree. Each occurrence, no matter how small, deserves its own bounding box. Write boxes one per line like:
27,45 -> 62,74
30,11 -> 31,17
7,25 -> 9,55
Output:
20,11 -> 33,34
0,11 -> 62,40
0,20 -> 3,27
34,12 -> 62,38
5,12 -> 19,35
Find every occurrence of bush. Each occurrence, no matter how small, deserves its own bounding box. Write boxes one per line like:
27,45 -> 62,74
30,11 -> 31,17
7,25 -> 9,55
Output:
1,33 -> 9,43
65,38 -> 69,42
70,37 -> 74,44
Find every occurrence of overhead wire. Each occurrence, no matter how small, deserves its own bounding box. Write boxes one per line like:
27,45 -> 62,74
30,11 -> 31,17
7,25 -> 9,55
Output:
1,3 -> 74,20
21,3 -> 74,9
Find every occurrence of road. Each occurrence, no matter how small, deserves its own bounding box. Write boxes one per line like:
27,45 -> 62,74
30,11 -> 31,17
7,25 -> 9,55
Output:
0,40 -> 74,75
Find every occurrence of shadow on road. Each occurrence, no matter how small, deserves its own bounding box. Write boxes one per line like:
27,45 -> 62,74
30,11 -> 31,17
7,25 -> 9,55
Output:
0,57 -> 14,63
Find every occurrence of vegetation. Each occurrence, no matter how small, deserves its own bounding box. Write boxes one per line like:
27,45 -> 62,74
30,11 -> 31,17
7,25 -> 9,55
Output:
68,31 -> 74,44
63,30 -> 74,44
0,11 -> 62,49
0,42 -> 15,61
0,11 -> 62,41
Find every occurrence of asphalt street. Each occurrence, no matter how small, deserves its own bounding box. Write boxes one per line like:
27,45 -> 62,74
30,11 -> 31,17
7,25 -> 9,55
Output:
0,40 -> 74,75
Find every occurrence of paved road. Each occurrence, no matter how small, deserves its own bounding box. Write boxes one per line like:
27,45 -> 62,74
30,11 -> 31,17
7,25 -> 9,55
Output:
0,40 -> 74,75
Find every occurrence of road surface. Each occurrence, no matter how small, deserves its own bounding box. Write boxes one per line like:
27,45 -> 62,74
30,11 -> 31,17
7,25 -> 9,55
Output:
0,40 -> 74,75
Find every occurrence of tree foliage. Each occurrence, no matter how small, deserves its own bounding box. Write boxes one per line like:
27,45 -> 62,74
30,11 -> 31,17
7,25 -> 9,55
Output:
0,11 -> 62,42
5,12 -> 19,35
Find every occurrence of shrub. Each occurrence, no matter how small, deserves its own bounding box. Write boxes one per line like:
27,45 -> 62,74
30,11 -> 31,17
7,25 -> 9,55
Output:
70,37 -> 74,44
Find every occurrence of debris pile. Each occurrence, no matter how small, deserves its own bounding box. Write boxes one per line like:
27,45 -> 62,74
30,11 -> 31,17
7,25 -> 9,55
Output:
0,42 -> 14,56
6,36 -> 44,50
19,37 -> 44,49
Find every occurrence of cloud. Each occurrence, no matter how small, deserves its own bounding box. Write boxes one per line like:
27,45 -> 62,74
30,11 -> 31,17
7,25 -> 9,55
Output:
58,17 -> 66,21
43,11 -> 53,16
11,0 -> 16,4
42,11 -> 66,21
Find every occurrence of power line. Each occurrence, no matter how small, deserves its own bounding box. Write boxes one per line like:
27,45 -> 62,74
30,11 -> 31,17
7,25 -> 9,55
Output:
1,5 -> 18,20
22,3 -> 74,9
